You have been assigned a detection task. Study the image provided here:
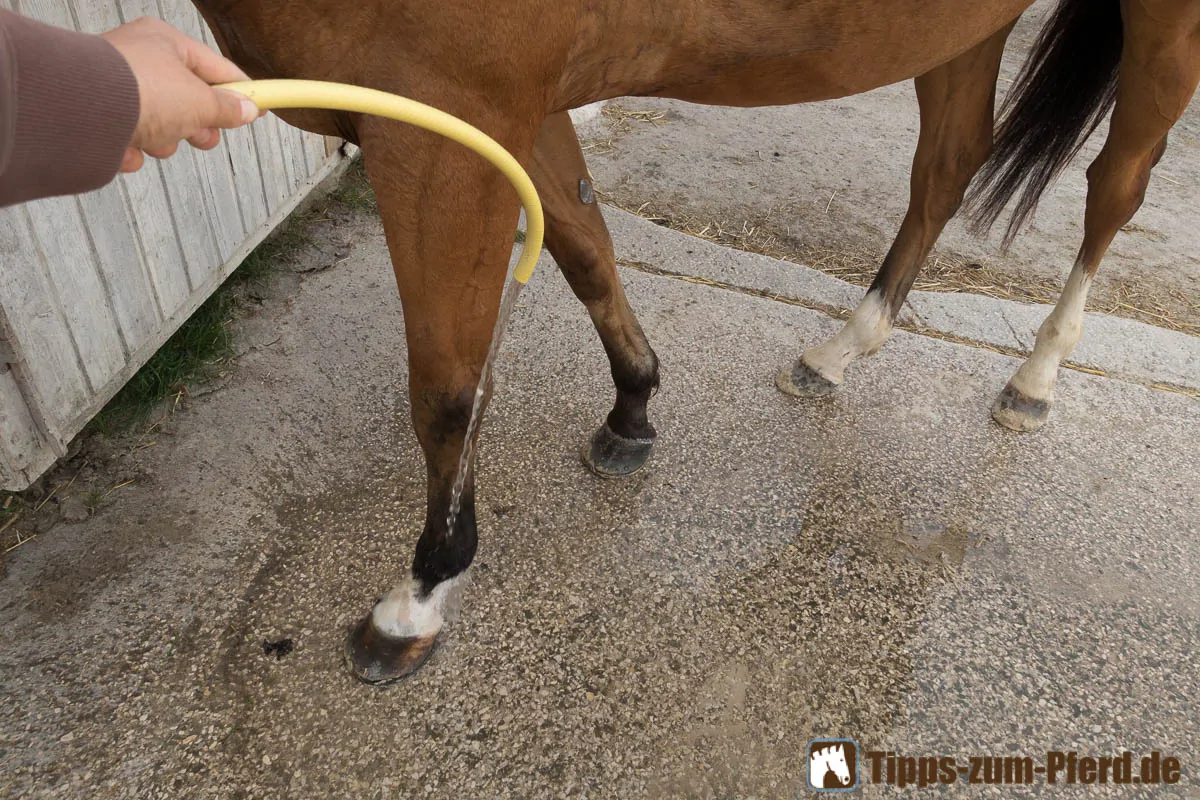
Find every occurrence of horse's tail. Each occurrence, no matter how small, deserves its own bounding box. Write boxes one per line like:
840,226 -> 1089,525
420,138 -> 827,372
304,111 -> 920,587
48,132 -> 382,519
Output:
963,0 -> 1123,246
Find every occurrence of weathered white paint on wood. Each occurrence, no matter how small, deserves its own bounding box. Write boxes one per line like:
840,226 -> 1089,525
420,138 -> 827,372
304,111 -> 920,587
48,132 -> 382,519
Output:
0,0 -> 348,489
0,367 -> 46,480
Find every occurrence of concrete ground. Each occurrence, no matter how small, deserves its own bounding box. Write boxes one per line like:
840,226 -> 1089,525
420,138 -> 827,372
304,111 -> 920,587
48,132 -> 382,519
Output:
1,181 -> 1198,797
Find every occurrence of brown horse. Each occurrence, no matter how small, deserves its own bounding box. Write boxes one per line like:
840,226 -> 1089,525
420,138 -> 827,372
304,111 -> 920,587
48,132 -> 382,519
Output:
193,0 -> 1200,683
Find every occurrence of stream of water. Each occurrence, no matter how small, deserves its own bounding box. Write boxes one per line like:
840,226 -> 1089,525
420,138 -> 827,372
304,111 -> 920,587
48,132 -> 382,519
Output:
444,276 -> 526,534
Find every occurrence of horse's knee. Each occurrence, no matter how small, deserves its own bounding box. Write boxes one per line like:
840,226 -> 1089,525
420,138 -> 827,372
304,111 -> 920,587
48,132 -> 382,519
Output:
412,384 -> 478,455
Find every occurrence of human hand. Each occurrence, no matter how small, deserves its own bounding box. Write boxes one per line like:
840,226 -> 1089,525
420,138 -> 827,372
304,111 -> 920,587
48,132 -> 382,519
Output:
101,16 -> 262,173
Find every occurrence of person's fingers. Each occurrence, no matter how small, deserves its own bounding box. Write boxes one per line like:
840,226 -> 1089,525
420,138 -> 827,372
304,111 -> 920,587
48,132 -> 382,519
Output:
211,87 -> 260,128
179,32 -> 250,85
145,142 -> 179,160
119,147 -> 145,173
187,128 -> 221,150
106,18 -> 261,160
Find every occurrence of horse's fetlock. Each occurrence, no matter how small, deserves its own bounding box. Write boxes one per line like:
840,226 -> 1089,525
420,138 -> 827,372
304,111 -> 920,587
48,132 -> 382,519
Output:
611,346 -> 660,397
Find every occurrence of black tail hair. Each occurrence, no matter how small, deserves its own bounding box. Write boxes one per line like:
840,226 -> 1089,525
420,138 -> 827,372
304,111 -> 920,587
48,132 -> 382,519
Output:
964,0 -> 1123,247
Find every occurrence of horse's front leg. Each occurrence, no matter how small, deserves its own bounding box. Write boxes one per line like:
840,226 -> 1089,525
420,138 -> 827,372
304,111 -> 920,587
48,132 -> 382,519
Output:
344,110 -> 538,685
529,112 -> 661,476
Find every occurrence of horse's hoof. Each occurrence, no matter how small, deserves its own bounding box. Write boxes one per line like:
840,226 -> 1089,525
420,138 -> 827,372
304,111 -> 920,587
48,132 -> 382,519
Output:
991,382 -> 1050,432
776,358 -> 839,398
344,615 -> 437,685
583,423 -> 655,477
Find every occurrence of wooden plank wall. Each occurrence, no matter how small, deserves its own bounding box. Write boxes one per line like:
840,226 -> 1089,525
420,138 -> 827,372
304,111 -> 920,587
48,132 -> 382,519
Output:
0,0 -> 346,489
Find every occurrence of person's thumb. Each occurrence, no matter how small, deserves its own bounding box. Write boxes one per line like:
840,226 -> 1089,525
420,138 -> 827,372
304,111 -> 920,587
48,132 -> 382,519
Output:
208,87 -> 260,130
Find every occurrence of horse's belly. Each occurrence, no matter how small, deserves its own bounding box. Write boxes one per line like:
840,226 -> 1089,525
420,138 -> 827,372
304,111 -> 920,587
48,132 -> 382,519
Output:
662,46 -> 973,107
568,0 -> 1034,108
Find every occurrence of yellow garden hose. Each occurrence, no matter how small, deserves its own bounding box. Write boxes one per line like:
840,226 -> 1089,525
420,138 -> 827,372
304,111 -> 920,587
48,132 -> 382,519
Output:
218,79 -> 544,284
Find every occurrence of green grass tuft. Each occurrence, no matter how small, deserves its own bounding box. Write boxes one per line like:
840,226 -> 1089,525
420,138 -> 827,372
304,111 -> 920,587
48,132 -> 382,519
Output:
88,159 -> 365,436
92,290 -> 235,433
327,160 -> 377,213
90,215 -> 315,433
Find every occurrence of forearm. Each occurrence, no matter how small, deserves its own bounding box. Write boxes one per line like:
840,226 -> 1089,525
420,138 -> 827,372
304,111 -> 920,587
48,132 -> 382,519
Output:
0,9 -> 140,208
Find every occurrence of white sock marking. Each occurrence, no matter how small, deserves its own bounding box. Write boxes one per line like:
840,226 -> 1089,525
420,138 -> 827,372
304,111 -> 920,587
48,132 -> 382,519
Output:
1009,265 -> 1091,401
371,577 -> 458,638
801,291 -> 893,383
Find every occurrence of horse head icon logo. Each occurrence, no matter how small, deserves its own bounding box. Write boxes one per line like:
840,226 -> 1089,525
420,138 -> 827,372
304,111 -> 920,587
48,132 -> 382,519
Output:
807,739 -> 859,792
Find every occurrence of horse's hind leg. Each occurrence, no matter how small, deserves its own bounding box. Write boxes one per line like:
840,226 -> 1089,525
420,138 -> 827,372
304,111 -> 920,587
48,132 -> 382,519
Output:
529,112 -> 661,476
343,109 -> 538,684
992,13 -> 1200,431
778,24 -> 1015,397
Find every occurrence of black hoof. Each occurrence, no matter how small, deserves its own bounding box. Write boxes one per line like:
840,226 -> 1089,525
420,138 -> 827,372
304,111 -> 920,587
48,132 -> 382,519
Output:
991,382 -> 1051,432
583,423 -> 655,477
344,615 -> 437,685
776,358 -> 839,398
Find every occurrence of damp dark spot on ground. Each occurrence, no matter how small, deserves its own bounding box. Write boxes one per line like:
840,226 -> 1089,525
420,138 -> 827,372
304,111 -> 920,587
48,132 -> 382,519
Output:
262,638 -> 295,660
